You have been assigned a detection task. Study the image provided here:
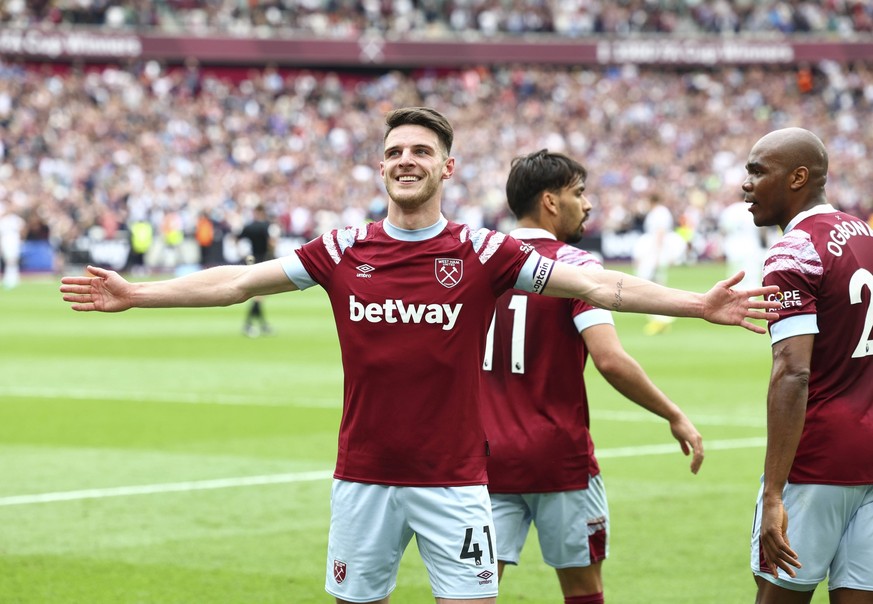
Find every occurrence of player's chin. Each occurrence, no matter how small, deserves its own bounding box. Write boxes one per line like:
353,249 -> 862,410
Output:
390,193 -> 428,210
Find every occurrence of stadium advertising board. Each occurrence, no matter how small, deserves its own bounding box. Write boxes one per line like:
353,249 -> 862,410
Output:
0,27 -> 141,60
2,27 -> 873,66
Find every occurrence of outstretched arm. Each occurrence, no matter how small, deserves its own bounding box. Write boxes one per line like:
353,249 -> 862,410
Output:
759,334 -> 813,579
583,323 -> 704,473
544,264 -> 779,333
60,261 -> 298,312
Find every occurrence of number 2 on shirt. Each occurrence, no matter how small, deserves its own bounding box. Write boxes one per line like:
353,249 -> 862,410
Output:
850,268 -> 873,358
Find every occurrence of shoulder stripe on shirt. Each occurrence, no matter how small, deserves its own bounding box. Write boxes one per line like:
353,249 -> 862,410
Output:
479,231 -> 506,265
321,226 -> 367,265
466,228 -> 506,265
764,229 -> 822,278
556,245 -> 602,269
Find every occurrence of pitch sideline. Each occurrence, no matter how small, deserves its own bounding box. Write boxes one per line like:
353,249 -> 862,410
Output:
0,437 -> 765,507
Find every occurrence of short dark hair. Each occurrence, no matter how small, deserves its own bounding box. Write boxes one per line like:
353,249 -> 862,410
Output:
506,149 -> 587,219
384,107 -> 454,155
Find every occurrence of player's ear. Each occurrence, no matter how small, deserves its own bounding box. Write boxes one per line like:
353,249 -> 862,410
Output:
442,157 -> 455,180
789,166 -> 809,190
541,191 -> 558,216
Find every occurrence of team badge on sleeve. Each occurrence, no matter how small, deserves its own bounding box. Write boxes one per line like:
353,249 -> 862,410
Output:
435,258 -> 464,288
333,559 -> 347,584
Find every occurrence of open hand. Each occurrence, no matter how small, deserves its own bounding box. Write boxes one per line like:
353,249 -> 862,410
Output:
703,272 -> 781,333
60,265 -> 133,313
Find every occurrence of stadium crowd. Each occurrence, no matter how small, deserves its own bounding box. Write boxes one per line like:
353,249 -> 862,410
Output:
3,0 -> 873,38
2,55 -> 873,272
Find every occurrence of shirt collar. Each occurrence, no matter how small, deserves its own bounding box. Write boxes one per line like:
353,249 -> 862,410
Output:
384,215 -> 448,241
509,227 -> 556,241
784,203 -> 836,234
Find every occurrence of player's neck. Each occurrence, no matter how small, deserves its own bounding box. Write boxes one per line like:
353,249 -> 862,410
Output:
517,217 -> 556,236
387,203 -> 443,231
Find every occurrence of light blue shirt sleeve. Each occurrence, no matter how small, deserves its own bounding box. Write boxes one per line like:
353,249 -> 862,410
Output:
280,253 -> 317,290
574,308 -> 615,333
770,314 -> 818,344
514,252 -> 554,294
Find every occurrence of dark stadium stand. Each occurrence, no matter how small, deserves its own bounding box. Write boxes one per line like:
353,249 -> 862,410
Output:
1,2 -> 871,273
4,1 -> 873,37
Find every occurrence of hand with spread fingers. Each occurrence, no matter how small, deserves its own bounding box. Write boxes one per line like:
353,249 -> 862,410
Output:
60,265 -> 133,313
701,271 -> 780,333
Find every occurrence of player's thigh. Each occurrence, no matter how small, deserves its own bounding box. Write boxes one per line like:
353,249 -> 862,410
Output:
829,588 -> 873,604
406,485 -> 498,601
325,480 -> 413,602
752,482 -> 868,592
531,474 -> 609,569
489,493 -> 532,566
830,486 -> 873,593
754,575 -> 815,604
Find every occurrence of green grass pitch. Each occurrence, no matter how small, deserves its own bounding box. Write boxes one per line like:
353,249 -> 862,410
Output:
0,263 -> 829,603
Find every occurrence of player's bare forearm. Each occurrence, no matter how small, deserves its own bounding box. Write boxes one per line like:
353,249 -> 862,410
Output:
132,266 -> 256,308
60,261 -> 297,312
615,372 -> 705,474
585,325 -> 704,473
758,338 -> 811,578
763,386 -> 806,503
544,264 -> 779,332
545,262 -> 701,313
763,337 -> 812,500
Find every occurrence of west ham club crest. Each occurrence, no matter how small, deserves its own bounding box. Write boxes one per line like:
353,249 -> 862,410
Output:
333,559 -> 347,584
435,258 -> 463,288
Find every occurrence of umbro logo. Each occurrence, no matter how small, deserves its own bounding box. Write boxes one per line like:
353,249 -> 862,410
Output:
356,264 -> 375,278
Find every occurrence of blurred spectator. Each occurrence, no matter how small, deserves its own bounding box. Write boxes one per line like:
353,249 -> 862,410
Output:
5,1 -> 873,39
1,57 -> 872,275
159,209 -> 184,269
0,202 -> 26,288
126,216 -> 153,276
633,192 -> 682,334
195,210 -> 216,267
237,204 -> 278,337
718,200 -> 769,289
25,209 -> 51,241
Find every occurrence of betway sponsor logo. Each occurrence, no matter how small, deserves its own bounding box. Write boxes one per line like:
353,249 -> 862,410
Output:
349,296 -> 462,331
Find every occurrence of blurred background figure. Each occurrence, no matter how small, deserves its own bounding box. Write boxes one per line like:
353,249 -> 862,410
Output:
633,192 -> 680,335
237,205 -> 279,337
718,200 -> 768,289
159,210 -> 184,271
195,211 -> 217,268
0,203 -> 26,290
126,216 -> 154,277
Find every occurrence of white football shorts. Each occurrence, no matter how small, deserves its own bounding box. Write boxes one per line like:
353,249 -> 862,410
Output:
751,477 -> 873,592
325,479 -> 498,602
490,473 -> 609,569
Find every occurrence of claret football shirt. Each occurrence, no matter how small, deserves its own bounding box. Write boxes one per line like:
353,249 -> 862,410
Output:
763,204 -> 873,485
281,217 -> 553,487
481,228 -> 611,493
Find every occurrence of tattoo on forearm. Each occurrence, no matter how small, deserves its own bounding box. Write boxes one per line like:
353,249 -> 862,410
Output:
612,278 -> 624,310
